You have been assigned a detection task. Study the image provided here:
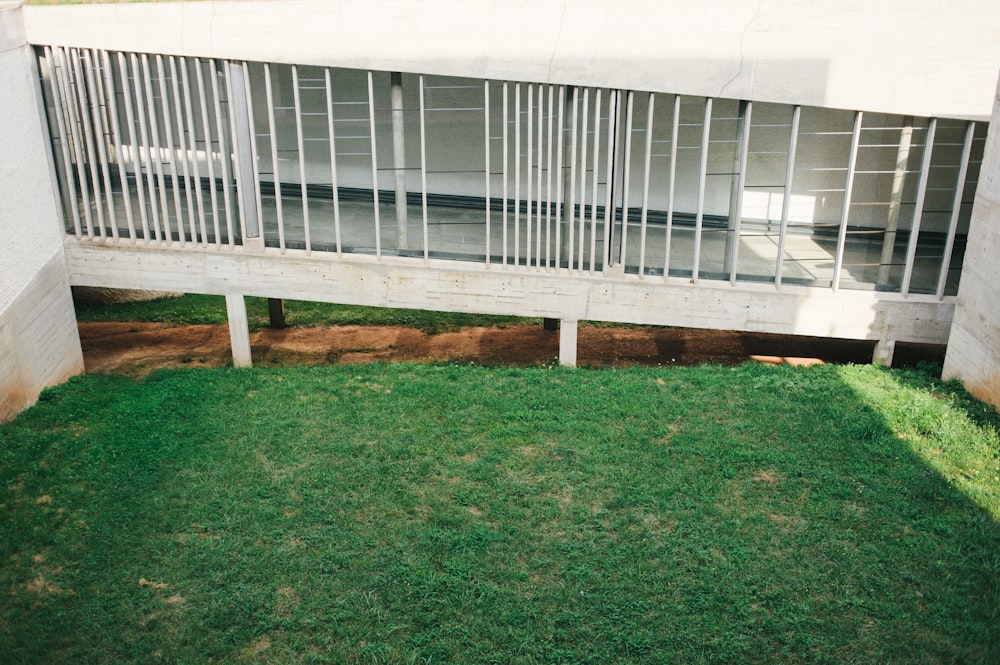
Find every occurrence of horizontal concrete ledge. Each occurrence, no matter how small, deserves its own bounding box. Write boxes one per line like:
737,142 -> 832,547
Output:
23,0 -> 1000,120
64,239 -> 955,345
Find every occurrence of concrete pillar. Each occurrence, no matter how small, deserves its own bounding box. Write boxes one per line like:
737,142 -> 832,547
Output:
873,338 -> 895,367
943,75 -> 1000,408
876,117 -> 913,286
267,298 -> 286,329
225,293 -> 253,367
0,1 -> 84,422
559,319 -> 578,367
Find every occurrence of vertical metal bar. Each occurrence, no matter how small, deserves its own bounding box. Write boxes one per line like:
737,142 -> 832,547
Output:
87,49 -> 116,237
555,85 -> 565,270
143,54 -> 171,240
292,65 -> 311,253
148,57 -> 174,238
264,64 -> 285,250
419,74 -> 430,262
485,80 -> 492,267
901,117 -> 937,296
526,83 -> 533,268
576,88 -> 589,271
38,48 -> 71,235
502,81 -> 509,266
46,48 -> 82,237
589,88 -> 602,273
224,62 -> 247,242
545,85 -> 554,269
663,94 -> 680,279
567,86 -> 579,270
117,52 -> 151,243
194,58 -> 220,246
727,100 -> 752,285
76,50 -> 108,238
367,70 -> 381,258
324,68 -> 343,256
178,57 -> 207,245
129,53 -> 160,243
638,92 -> 655,277
169,56 -> 197,244
59,49 -> 94,238
693,97 -> 712,281
241,62 -> 264,240
210,59 -> 236,246
536,84 -> 544,268
774,105 -> 801,288
225,61 -> 261,242
514,83 -> 521,266
156,55 -> 184,242
832,110 -> 863,292
390,71 -> 408,251
100,51 -> 135,241
84,49 -> 118,239
618,90 -> 635,270
602,90 -> 617,272
936,121 -> 975,299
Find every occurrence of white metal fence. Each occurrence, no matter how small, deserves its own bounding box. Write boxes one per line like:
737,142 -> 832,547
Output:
35,46 -> 986,298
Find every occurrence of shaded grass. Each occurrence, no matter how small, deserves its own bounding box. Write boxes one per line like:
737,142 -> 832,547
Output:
1,362 -> 998,663
73,293 -> 537,334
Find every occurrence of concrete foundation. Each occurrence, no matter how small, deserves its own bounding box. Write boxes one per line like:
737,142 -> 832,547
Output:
0,1 -> 83,422
943,76 -> 1000,408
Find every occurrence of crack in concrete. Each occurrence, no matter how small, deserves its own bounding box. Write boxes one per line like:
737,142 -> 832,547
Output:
719,0 -> 763,98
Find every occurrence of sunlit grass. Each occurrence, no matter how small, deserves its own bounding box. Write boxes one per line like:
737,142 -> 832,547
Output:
2,362 -> 998,663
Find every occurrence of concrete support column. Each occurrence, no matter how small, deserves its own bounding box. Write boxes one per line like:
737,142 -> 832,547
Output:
873,338 -> 895,367
225,293 -> 253,367
943,76 -> 1000,409
877,117 -> 913,286
0,1 -> 84,422
559,319 -> 578,367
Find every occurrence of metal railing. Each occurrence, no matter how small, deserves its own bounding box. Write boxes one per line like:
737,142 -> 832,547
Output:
35,45 -> 986,298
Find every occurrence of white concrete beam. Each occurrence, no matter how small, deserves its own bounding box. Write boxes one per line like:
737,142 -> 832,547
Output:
22,0 -> 1000,121
64,241 -> 956,346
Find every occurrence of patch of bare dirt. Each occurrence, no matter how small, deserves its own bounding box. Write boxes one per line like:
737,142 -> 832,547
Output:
76,321 -> 945,376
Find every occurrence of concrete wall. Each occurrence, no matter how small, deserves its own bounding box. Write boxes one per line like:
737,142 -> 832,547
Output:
22,0 -> 1000,121
0,1 -> 83,422
943,76 -> 1000,408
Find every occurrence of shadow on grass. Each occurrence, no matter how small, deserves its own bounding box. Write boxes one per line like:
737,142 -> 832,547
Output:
1,363 -> 998,663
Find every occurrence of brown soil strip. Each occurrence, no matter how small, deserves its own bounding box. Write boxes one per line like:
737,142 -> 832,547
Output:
78,321 -> 945,377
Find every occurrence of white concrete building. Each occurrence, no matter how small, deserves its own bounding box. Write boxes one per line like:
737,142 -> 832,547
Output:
3,0 -> 1000,419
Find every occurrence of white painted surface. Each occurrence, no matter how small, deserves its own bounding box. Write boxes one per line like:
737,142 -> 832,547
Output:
225,293 -> 252,367
943,77 -> 1000,408
23,0 -> 1000,121
559,319 -> 578,367
0,2 -> 83,421
63,240 -> 955,346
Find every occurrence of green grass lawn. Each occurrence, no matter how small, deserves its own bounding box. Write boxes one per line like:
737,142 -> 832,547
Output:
2,362 -> 998,663
74,293 -> 536,334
